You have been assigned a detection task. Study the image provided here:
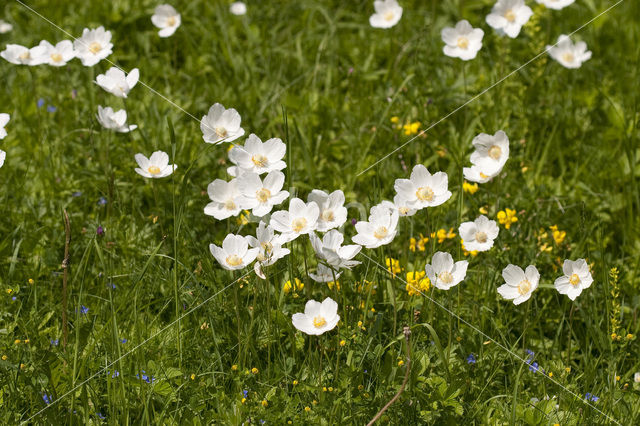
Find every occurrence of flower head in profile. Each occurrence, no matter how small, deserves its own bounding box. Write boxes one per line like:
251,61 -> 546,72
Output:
97,106 -> 137,133
0,20 -> 12,34
152,4 -> 181,38
537,0 -> 575,10
310,230 -> 361,270
74,27 -> 113,66
442,20 -> 484,61
1,44 -> 46,65
394,164 -> 452,210
230,2 -> 247,15
463,164 -> 502,183
392,194 -> 417,217
308,189 -> 348,231
309,263 -> 343,283
554,259 -> 593,300
458,215 -> 499,252
204,178 -> 244,219
486,0 -> 533,39
547,35 -> 592,69
0,113 -> 9,140
470,131 -> 510,175
96,67 -> 139,98
352,204 -> 399,248
369,0 -> 403,29
237,170 -> 289,217
498,264 -> 539,305
38,40 -> 76,67
247,221 -> 290,277
270,198 -> 319,242
134,151 -> 177,178
292,297 -> 340,335
210,234 -> 258,271
227,134 -> 286,176
425,251 -> 468,290
201,103 -> 245,144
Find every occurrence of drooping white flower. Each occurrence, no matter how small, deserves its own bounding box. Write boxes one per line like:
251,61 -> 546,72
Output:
151,4 -> 181,38
200,103 -> 245,145
210,234 -> 259,271
425,251 -> 468,290
352,204 -> 399,248
96,67 -> 139,98
237,171 -> 289,217
394,164 -> 452,210
554,259 -> 593,301
227,134 -> 286,176
134,151 -> 177,178
270,198 -> 319,242
309,263 -> 343,283
96,106 -> 137,133
230,2 -> 247,15
247,221 -> 290,278
486,0 -> 533,39
537,0 -> 575,10
442,20 -> 484,61
369,0 -> 403,29
74,27 -> 113,66
463,164 -> 503,183
292,297 -> 340,335
38,40 -> 76,67
458,215 -> 499,252
393,194 -> 417,217
0,150 -> 5,168
310,230 -> 361,270
498,264 -> 539,305
0,44 -> 46,65
308,189 -> 348,232
0,20 -> 12,34
204,178 -> 244,220
0,113 -> 9,139
470,130 -> 510,175
547,35 -> 592,69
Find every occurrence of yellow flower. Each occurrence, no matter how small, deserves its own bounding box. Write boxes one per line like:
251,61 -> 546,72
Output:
479,206 -> 488,214
497,208 -> 518,229
328,387 -> 334,392
312,400 -> 318,405
385,257 -> 402,276
390,116 -> 399,124
402,121 -> 421,136
190,373 -> 196,380
261,399 -> 268,407
611,333 -> 618,340
241,398 -> 246,404
1,355 -> 7,361
6,289 -> 12,294
293,380 -> 299,385
539,242 -> 552,253
626,334 -> 634,340
409,237 -> 417,252
616,375 -> 620,381
20,363 -> 25,370
14,339 -> 20,345
251,367 -> 259,374
548,372 -> 553,378
436,229 -> 447,243
397,360 -> 404,366
565,367 -> 571,373
446,228 -> 456,239
28,278 -> 34,284
358,385 -> 364,391
236,210 -> 250,226
327,281 -> 340,291
406,271 -> 430,296
284,278 -> 304,293
549,225 -> 566,245
322,387 -> 327,392
461,240 -> 478,257
305,406 -> 311,412
463,181 -> 479,194
23,339 -> 29,344
231,364 -> 238,371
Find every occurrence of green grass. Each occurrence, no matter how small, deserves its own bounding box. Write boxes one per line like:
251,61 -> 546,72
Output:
1,0 -> 639,424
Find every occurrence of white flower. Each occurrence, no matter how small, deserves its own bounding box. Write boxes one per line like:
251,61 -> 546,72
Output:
486,0 -> 533,39
498,264 -> 539,305
463,164 -> 503,183
0,113 -> 9,139
369,0 -> 403,29
96,106 -> 137,133
309,263 -> 343,283
38,40 -> 76,66
200,103 -> 245,144
134,151 -> 177,178
247,221 -> 290,278
635,372 -> 640,383
352,204 -> 399,248
209,234 -> 258,271
442,20 -> 484,61
537,0 -> 575,10
291,297 -> 340,335
470,130 -> 510,175
152,4 -> 181,38
547,35 -> 592,69
227,134 -> 286,176
310,230 -> 361,270
554,259 -> 593,301
425,252 -> 468,290
270,198 -> 319,242
237,171 -> 289,217
204,178 -> 244,219
393,194 -> 417,217
74,27 -> 113,66
394,164 -> 452,210
0,150 -> 5,168
230,2 -> 247,15
458,215 -> 499,252
96,67 -> 139,98
1,44 -> 46,65
0,20 -> 13,34
308,189 -> 348,232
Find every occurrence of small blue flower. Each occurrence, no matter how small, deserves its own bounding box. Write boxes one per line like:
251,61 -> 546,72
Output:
585,392 -> 599,402
98,197 -> 107,205
47,105 -> 57,113
466,354 -> 476,364
109,370 -> 119,378
50,339 -> 59,346
37,98 -> 45,108
108,283 -> 116,289
42,394 -> 51,404
80,305 -> 89,315
97,412 -> 106,420
243,389 -> 248,398
120,338 -> 127,344
529,362 -> 539,373
12,296 -> 16,301
97,226 -> 104,236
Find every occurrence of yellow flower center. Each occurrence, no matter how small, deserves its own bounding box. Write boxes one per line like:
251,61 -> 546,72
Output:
256,187 -> 271,203
374,226 -> 388,240
88,42 -> 102,54
398,207 -> 409,215
224,199 -> 237,210
488,145 -> 502,160
384,11 -> 395,22
562,52 -> 575,63
504,10 -> 516,23
19,51 -> 30,60
215,127 -> 228,138
50,53 -> 63,63
292,217 -> 307,233
569,273 -> 580,286
167,16 -> 177,26
321,209 -> 335,222
148,166 -> 162,175
261,241 -> 273,254
439,271 -> 453,284
479,172 -> 489,179
251,154 -> 268,168
518,280 -> 531,295
474,231 -> 487,243
313,316 -> 327,328
456,37 -> 469,49
416,186 -> 435,201
226,254 -> 243,267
